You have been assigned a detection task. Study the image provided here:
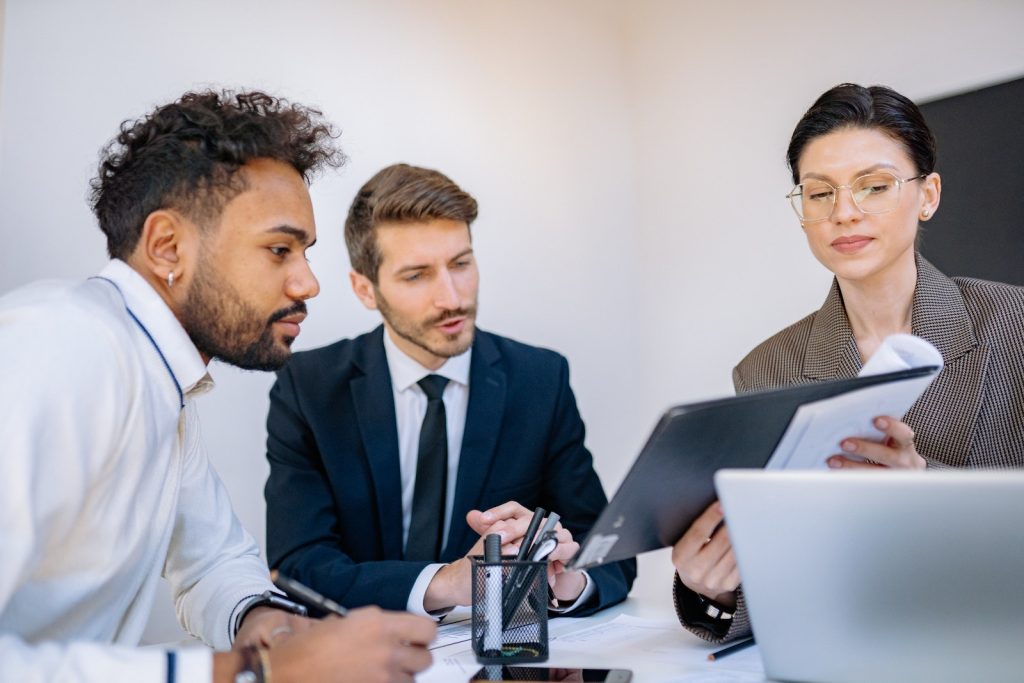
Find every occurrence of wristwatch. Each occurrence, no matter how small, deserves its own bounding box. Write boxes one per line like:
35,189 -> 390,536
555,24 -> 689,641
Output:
688,589 -> 737,638
695,593 -> 734,622
234,590 -> 308,637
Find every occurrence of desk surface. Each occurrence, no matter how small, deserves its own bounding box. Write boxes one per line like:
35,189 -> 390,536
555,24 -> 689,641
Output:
421,590 -> 769,683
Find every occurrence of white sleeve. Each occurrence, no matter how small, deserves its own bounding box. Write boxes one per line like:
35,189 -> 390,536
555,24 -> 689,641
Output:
0,638 -> 211,683
163,403 -> 275,651
0,305 -> 213,681
406,564 -> 451,617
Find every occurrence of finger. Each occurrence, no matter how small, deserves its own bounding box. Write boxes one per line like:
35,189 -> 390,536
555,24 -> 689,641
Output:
554,527 -> 573,545
874,416 -> 915,449
702,549 -> 739,594
547,540 -> 580,563
827,454 -> 885,470
838,437 -> 903,467
467,515 -> 515,540
388,613 -> 438,647
396,643 -> 433,675
476,501 -> 533,525
675,530 -> 731,591
677,502 -> 725,554
695,524 -> 732,570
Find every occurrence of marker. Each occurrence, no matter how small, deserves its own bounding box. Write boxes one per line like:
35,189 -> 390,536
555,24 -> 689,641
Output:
271,570 -> 349,618
483,533 -> 503,657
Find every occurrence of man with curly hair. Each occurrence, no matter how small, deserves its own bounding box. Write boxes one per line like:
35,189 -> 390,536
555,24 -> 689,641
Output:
0,90 -> 435,683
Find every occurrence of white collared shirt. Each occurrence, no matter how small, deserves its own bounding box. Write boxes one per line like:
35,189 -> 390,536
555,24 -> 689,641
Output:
0,260 -> 275,682
381,329 -> 593,616
383,328 -> 472,554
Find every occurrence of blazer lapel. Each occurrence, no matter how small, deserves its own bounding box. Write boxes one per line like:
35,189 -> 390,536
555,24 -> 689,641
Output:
349,326 -> 405,559
905,256 -> 989,466
803,279 -> 862,380
445,332 -> 506,559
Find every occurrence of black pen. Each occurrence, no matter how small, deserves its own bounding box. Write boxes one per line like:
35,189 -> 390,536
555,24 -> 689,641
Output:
517,507 -> 547,561
707,636 -> 755,661
271,570 -> 349,618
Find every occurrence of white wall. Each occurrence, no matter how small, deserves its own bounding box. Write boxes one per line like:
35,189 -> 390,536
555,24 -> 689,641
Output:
1,0 -> 1023,644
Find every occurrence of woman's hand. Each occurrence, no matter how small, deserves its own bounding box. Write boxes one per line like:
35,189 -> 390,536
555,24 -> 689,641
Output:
827,416 -> 925,470
671,502 -> 739,610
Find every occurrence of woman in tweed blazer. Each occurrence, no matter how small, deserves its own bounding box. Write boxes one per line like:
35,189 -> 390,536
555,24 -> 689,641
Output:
671,83 -> 1024,644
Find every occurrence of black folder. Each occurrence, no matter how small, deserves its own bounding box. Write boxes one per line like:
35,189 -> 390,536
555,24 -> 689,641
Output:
568,366 -> 939,570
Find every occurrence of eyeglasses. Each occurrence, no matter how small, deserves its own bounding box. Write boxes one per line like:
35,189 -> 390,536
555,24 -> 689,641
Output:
786,171 -> 926,223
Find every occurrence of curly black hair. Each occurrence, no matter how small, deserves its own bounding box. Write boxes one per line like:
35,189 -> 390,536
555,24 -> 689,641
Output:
90,89 -> 345,259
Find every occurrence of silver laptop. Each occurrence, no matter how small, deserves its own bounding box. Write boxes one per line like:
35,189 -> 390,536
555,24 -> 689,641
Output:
714,469 -> 1024,683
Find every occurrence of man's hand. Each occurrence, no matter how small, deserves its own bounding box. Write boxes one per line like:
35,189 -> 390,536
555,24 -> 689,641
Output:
234,606 -> 313,649
215,608 -> 436,683
672,501 -> 739,610
827,416 -> 926,470
423,529 -> 519,611
270,607 -> 435,683
470,501 -> 586,603
424,500 -> 587,611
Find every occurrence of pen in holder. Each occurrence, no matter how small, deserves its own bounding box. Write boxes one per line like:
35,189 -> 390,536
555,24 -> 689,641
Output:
471,554 -> 549,664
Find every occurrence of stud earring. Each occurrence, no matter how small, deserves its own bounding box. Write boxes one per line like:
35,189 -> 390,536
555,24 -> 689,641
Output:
167,271 -> 175,288
921,209 -> 931,219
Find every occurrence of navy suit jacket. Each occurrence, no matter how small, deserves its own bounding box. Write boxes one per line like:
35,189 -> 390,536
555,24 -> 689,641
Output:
265,326 -> 635,614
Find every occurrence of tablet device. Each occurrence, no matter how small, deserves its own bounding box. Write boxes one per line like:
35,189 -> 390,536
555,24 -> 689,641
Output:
568,366 -> 938,570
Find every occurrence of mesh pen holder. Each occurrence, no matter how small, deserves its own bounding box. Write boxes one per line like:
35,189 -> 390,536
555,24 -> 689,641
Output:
471,555 -> 549,664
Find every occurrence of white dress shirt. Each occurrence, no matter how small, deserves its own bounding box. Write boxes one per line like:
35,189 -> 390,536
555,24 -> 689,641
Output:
381,330 -> 593,616
0,260 -> 275,682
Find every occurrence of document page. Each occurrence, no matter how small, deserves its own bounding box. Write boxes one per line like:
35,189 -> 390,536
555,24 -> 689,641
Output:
766,334 -> 942,470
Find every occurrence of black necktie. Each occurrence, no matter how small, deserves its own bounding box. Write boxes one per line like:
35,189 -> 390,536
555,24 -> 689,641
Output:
405,374 -> 450,561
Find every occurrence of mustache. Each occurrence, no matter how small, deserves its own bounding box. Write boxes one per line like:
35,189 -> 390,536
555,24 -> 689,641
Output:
426,306 -> 475,327
268,301 -> 308,325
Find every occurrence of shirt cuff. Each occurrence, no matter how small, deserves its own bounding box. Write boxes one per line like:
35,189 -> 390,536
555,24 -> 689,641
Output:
548,570 -> 593,614
174,648 -> 212,683
406,563 -> 452,618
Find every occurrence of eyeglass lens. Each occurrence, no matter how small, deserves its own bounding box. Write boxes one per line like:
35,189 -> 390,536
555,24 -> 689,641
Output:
791,172 -> 903,221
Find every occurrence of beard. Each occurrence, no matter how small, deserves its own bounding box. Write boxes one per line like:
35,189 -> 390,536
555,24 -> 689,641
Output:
375,289 -> 477,361
180,257 -> 305,371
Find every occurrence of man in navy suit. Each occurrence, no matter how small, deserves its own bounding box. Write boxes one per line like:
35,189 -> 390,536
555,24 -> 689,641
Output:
265,163 -> 635,617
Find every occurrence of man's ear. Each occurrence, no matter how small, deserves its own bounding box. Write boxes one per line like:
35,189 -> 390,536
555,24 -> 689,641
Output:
349,270 -> 379,311
131,209 -> 197,290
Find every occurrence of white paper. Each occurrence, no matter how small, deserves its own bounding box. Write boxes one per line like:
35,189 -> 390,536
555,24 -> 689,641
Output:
552,615 -> 765,675
431,615 -> 473,650
765,334 -> 942,470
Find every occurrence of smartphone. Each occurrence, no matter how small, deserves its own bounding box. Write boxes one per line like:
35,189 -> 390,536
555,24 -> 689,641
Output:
469,666 -> 632,682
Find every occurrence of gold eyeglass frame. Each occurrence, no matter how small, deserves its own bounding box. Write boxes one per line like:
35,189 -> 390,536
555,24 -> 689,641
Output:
786,172 -> 927,223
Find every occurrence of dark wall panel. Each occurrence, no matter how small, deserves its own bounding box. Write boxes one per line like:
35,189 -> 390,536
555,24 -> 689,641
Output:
918,77 -> 1024,286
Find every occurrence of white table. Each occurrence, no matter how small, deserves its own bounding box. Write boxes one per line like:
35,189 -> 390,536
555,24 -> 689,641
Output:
421,590 -> 769,682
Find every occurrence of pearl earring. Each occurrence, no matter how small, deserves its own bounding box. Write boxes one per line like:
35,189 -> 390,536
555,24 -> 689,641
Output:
921,209 -> 930,219
167,272 -> 175,288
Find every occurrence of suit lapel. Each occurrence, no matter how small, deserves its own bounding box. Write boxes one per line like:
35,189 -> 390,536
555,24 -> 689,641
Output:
905,257 -> 988,466
803,279 -> 862,380
445,332 -> 506,559
350,326 -> 405,559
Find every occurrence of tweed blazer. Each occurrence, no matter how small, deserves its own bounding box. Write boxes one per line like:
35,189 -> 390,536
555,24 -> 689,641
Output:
676,254 -> 1024,644
734,254 -> 1024,468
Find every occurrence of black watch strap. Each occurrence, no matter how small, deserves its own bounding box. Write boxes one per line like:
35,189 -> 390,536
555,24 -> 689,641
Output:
234,590 -> 308,637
